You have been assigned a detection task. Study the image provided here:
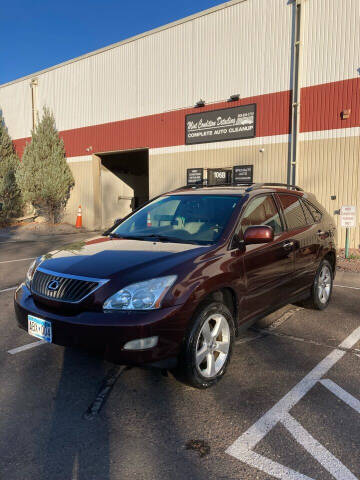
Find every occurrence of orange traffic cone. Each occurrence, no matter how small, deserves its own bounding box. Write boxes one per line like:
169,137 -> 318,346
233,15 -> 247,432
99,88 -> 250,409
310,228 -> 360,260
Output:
147,212 -> 152,227
75,205 -> 82,228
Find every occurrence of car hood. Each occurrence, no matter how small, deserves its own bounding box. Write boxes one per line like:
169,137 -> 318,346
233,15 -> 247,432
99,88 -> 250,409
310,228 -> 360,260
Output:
38,236 -> 209,279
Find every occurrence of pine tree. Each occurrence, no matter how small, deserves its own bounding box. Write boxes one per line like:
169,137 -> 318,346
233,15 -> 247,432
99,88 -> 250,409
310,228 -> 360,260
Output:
16,107 -> 75,223
0,114 -> 23,226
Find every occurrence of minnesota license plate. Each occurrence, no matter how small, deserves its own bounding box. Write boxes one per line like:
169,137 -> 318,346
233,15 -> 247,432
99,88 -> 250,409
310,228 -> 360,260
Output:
28,315 -> 52,343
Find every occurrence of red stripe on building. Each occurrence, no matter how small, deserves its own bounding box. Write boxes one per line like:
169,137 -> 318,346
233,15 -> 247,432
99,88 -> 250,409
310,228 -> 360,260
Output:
300,77 -> 360,132
12,78 -> 360,158
13,91 -> 291,158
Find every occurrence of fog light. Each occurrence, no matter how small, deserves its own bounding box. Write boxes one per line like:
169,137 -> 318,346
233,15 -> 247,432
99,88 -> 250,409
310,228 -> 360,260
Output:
123,336 -> 158,351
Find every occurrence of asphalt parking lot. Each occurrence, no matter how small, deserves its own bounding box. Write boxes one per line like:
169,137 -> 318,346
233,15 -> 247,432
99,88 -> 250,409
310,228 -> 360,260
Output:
0,235 -> 359,480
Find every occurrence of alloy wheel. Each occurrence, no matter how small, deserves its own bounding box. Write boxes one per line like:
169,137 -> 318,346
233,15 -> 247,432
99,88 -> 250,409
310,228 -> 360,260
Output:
195,313 -> 230,378
318,264 -> 332,304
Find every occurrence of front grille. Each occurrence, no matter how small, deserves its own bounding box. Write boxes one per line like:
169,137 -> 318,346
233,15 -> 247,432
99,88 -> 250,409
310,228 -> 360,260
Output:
31,269 -> 102,303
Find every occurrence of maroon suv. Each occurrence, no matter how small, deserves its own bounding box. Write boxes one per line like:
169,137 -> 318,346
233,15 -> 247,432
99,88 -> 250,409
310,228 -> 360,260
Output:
14,183 -> 337,388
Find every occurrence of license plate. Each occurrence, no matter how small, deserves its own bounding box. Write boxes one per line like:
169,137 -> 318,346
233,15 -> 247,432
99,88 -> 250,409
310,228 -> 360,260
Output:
28,315 -> 52,343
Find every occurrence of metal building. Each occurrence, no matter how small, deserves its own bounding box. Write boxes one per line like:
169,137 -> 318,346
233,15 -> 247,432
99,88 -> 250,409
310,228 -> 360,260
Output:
0,0 -> 359,247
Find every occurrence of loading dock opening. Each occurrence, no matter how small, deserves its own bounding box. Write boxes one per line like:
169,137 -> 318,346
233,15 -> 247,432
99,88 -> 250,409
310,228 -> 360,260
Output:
99,149 -> 149,229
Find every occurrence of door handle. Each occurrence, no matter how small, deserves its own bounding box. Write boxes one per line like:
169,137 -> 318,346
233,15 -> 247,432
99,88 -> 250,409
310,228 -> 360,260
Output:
283,240 -> 294,250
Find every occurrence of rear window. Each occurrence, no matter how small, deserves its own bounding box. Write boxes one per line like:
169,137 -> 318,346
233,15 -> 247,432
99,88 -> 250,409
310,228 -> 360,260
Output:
302,199 -> 322,222
278,194 -> 308,230
299,199 -> 315,225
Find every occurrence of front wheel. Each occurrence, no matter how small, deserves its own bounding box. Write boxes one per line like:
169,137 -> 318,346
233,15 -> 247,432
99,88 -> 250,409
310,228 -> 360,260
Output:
178,302 -> 234,389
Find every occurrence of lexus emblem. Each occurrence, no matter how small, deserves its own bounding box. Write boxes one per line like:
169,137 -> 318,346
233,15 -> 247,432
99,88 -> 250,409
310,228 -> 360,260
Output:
47,280 -> 60,291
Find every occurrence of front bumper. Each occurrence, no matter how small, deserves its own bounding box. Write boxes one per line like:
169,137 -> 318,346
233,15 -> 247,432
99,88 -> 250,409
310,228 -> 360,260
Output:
14,284 -> 191,367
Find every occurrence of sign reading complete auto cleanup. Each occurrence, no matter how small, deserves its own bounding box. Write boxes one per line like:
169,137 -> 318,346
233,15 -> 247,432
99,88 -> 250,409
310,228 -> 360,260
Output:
185,104 -> 256,145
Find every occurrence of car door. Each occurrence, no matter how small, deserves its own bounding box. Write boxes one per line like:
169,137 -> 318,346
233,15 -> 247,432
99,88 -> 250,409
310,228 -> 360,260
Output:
276,193 -> 321,295
238,194 -> 295,320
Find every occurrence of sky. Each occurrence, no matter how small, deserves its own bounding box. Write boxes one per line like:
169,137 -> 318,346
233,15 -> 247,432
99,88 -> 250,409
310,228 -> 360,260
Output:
1,0 -> 227,85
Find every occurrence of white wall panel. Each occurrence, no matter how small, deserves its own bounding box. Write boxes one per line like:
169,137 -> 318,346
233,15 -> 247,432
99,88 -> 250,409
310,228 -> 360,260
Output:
191,0 -> 292,103
136,21 -> 194,115
0,81 -> 32,139
301,0 -> 360,87
91,41 -> 139,126
37,57 -> 94,131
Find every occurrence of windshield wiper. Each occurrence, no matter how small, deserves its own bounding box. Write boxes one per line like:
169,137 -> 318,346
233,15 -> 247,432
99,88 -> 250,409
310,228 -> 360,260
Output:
139,234 -> 183,243
109,233 -> 145,240
110,233 -> 203,245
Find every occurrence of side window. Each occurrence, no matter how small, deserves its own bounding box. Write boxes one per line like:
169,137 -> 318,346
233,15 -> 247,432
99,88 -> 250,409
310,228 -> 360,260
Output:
303,199 -> 322,223
239,195 -> 283,236
278,194 -> 308,230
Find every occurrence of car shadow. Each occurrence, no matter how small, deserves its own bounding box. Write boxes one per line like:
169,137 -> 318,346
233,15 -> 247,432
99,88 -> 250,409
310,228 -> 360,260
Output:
40,347 -> 111,480
103,366 -> 213,480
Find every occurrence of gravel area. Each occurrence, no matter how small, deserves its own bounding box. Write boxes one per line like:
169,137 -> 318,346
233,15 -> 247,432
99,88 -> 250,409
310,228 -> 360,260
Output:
0,222 -> 91,241
337,248 -> 360,273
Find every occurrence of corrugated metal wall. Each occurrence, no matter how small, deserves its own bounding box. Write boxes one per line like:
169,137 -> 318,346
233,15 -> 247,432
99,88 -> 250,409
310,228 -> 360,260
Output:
0,0 -> 293,138
301,0 -> 360,87
298,0 -> 360,248
149,141 -> 288,198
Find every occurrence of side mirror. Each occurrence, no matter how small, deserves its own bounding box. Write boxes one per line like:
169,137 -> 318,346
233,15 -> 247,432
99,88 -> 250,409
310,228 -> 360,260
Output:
243,226 -> 274,245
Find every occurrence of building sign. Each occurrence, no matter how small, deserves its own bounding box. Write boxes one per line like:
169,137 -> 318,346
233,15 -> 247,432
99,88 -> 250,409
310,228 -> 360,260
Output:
187,168 -> 204,186
340,205 -> 356,228
185,104 -> 256,145
207,168 -> 232,186
233,165 -> 253,185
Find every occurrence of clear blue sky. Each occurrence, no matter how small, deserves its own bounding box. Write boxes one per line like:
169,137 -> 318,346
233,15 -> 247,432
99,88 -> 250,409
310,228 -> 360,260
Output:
1,0 -> 227,85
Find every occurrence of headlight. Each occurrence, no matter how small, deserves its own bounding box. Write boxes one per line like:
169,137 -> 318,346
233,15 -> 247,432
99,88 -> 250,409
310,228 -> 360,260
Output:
25,257 -> 42,288
103,275 -> 177,311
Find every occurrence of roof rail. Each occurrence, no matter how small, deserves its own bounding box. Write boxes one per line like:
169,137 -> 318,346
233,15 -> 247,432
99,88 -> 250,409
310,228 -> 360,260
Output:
245,182 -> 303,192
173,182 -> 303,193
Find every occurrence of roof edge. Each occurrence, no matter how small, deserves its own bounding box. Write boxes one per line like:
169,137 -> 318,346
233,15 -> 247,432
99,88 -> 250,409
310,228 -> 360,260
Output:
1,0 -> 247,89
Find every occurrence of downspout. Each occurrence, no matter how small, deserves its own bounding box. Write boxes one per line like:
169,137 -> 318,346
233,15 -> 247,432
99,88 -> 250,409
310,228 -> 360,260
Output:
289,0 -> 303,186
30,78 -> 38,130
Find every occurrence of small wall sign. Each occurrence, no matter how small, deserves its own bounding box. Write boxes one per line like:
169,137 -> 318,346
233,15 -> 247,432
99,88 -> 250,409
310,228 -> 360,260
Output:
187,168 -> 204,186
207,168 -> 232,186
340,205 -> 356,228
233,165 -> 254,185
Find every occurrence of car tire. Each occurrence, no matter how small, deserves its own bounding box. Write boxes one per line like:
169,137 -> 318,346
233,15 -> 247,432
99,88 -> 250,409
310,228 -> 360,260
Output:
307,259 -> 334,310
176,301 -> 235,389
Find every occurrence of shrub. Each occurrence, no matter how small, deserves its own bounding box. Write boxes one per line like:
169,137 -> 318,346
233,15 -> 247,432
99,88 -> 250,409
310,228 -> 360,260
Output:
16,107 -> 74,223
0,115 -> 23,226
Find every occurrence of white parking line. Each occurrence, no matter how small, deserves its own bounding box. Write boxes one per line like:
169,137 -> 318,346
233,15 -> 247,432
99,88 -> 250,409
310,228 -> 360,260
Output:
8,340 -> 46,355
334,284 -> 360,290
0,286 -> 17,294
226,325 -> 360,479
281,413 -> 357,480
0,257 -> 35,264
320,379 -> 360,414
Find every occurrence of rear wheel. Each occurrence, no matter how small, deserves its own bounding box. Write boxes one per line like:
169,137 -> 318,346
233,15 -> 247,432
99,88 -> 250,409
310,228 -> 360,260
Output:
308,259 -> 333,310
178,302 -> 234,389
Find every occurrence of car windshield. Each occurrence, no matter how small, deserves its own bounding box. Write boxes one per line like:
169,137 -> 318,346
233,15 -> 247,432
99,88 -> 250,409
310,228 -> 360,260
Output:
112,194 -> 241,245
